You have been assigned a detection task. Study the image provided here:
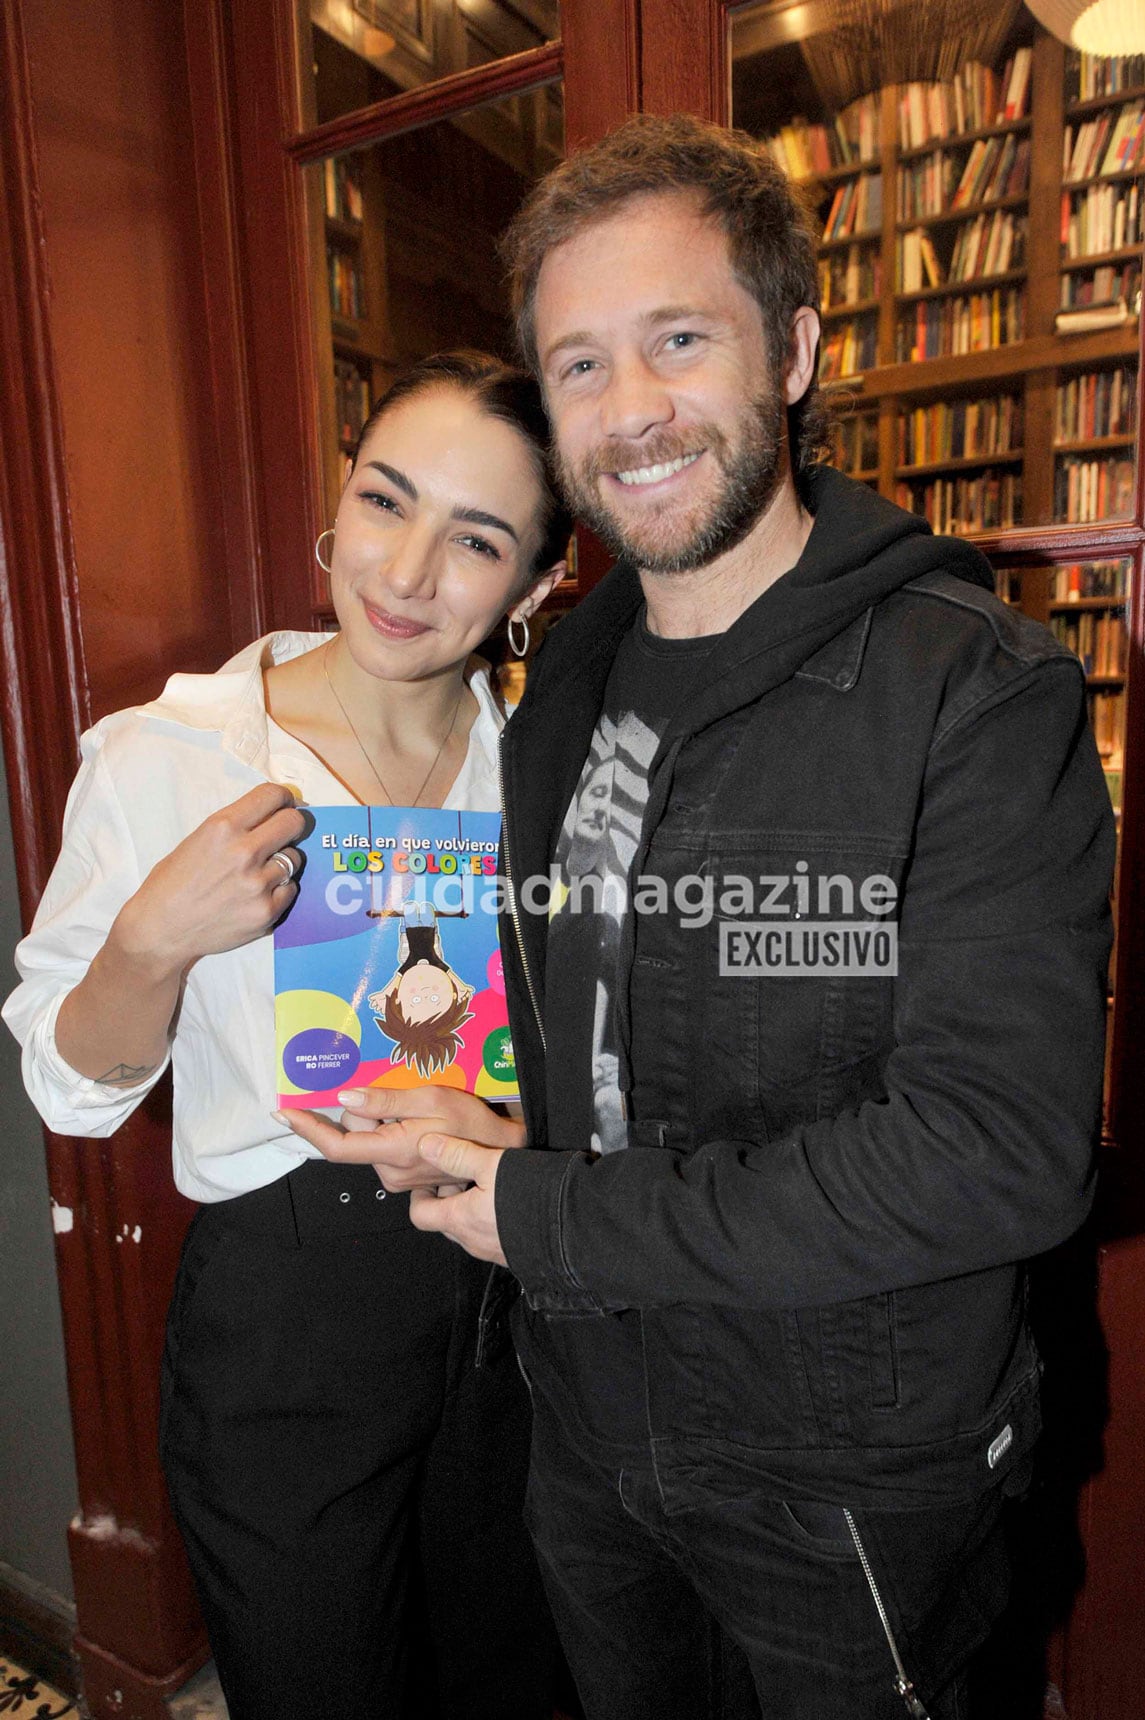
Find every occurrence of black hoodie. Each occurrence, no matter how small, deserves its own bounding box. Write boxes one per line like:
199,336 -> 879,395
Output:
492,466 -> 1114,1502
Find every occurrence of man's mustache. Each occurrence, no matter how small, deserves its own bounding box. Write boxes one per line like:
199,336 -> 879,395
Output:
580,430 -> 717,480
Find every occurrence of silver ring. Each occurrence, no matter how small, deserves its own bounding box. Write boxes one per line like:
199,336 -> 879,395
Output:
270,849 -> 296,882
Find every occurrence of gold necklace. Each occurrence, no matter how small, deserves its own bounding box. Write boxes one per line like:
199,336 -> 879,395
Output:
322,638 -> 464,808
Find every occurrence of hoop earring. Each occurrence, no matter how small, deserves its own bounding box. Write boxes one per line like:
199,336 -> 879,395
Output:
508,614 -> 531,659
315,528 -> 336,574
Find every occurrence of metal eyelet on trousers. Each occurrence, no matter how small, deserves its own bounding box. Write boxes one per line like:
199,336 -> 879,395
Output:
339,1191 -> 350,1204
376,1188 -> 386,1200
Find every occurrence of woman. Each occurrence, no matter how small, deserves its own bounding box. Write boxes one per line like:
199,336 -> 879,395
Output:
4,352 -> 571,1720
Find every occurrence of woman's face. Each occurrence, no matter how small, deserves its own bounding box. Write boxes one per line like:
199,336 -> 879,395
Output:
330,386 -> 554,682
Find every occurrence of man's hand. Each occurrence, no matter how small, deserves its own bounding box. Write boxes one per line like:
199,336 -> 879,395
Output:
409,1135 -> 508,1264
277,1084 -> 524,1194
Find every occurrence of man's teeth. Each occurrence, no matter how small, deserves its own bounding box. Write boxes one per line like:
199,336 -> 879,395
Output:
614,451 -> 701,486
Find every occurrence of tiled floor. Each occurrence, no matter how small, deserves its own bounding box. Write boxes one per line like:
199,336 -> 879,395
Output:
0,1654 -> 79,1715
3,1652 -> 578,1718
169,1662 -> 229,1719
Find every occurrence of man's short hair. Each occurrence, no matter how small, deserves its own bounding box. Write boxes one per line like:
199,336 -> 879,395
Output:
502,113 -> 829,479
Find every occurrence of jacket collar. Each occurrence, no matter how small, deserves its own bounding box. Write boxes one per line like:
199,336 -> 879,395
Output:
795,609 -> 873,692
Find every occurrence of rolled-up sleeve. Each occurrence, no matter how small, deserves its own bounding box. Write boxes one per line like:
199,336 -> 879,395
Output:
3,724 -> 170,1135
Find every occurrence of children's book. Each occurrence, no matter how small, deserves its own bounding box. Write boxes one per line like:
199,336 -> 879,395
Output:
273,806 -> 518,1107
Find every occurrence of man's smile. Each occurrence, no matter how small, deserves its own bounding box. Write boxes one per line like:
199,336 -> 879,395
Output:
612,450 -> 704,488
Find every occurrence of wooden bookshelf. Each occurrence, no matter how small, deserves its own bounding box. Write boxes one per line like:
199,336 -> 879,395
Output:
757,35 -> 1142,527
895,193 -> 1029,233
896,269 -> 1026,304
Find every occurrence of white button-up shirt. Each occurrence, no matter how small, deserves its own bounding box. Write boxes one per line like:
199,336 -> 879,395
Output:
3,632 -> 507,1203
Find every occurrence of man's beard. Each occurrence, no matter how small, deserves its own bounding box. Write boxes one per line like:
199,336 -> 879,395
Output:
557,392 -> 787,575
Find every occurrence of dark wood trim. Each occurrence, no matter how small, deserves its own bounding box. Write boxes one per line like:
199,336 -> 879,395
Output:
230,0 -> 327,631
0,1565 -> 77,1698
0,0 -> 89,920
975,522 -> 1144,562
287,41 -> 564,161
563,0 -> 639,150
1107,539 -> 1145,1152
183,0 -> 271,648
74,1630 -> 207,1720
640,0 -> 730,121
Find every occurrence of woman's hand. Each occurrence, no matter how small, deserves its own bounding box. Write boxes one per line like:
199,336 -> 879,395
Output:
113,783 -> 306,979
55,784 -> 305,1087
278,1084 -> 525,1194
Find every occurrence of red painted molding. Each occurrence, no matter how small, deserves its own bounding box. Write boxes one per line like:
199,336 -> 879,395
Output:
183,0 -> 272,649
563,0 -> 639,150
0,0 -> 89,922
978,522 -> 1145,562
229,0 -> 328,633
287,40 -> 564,161
640,0 -> 729,121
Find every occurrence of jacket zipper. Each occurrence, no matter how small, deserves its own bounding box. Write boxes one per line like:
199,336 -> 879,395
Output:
498,752 -> 546,1056
843,1509 -> 933,1720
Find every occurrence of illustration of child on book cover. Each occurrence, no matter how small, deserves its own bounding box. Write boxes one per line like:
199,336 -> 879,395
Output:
274,807 -> 517,1107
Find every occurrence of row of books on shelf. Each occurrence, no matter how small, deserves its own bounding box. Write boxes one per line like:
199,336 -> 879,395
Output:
1055,364 -> 1137,442
1066,51 -> 1145,106
333,358 -> 371,448
832,414 -> 879,474
820,245 -> 882,309
1061,179 -> 1141,258
1050,608 -> 1128,677
1063,100 -> 1145,184
899,394 -> 1021,466
894,470 -> 1020,533
1088,688 -> 1125,761
323,157 -> 363,224
1051,560 -> 1130,601
895,134 -> 1030,223
1059,261 -> 1142,314
899,211 -> 1026,292
762,93 -> 881,180
897,53 -> 1032,152
895,287 -> 1025,361
327,248 -> 365,322
1054,454 -> 1135,522
820,315 -> 878,381
822,174 -> 883,241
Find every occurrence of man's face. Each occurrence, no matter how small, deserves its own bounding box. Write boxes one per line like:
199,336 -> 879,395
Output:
534,192 -> 785,575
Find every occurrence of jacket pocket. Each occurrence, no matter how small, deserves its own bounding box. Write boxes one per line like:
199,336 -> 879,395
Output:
699,837 -> 902,1104
866,1291 -> 901,1411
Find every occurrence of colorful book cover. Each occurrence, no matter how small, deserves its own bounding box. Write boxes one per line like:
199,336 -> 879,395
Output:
274,806 -> 518,1107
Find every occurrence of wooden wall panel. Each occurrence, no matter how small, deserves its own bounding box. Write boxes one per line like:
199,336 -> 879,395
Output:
23,0 -> 239,715
562,0 -> 639,149
640,0 -> 726,121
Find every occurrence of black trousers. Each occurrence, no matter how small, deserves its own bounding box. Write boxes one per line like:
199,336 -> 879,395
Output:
159,1162 -> 555,1720
522,1377 -> 1011,1720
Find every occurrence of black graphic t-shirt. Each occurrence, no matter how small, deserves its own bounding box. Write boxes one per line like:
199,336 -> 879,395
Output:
545,612 -> 715,1156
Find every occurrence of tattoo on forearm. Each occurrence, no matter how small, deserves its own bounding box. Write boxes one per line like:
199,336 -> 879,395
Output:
95,1061 -> 160,1087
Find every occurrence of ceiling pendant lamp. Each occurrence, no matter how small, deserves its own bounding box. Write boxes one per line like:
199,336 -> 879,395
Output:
1025,0 -> 1145,56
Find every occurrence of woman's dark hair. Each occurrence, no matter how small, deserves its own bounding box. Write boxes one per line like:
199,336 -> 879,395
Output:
350,350 -> 573,577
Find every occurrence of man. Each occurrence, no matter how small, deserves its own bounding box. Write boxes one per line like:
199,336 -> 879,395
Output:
294,116 -> 1114,1718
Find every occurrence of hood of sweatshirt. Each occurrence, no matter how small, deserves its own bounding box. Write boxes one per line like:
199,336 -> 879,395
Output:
521,465 -> 997,744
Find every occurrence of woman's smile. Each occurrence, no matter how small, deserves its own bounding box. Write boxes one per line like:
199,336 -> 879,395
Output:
362,599 -> 434,640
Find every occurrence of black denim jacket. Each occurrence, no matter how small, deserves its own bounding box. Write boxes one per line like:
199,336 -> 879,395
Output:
492,466 -> 1114,1504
